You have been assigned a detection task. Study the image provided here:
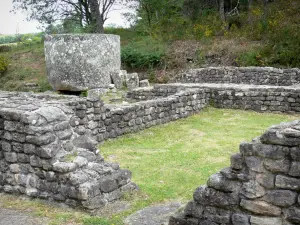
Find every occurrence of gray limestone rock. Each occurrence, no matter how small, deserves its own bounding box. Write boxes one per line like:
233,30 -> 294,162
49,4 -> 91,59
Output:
284,207 -> 300,224
241,180 -> 266,199
72,135 -> 98,152
263,190 -> 297,207
193,186 -> 239,207
275,175 -> 300,190
126,73 -> 139,90
250,216 -> 282,225
111,70 -> 127,89
139,79 -> 150,88
52,162 -> 77,173
125,202 -> 183,225
207,172 -> 240,192
45,34 -> 121,91
232,214 -> 250,225
240,199 -> 281,216
230,153 -> 243,170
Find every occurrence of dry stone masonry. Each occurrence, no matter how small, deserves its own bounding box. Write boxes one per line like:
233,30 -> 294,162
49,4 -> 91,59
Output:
2,65 -> 300,214
169,120 -> 300,225
0,92 -> 136,210
176,67 -> 300,86
127,83 -> 300,113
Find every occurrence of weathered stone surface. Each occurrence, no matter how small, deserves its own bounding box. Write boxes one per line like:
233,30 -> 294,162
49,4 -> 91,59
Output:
232,214 -> 250,225
100,178 -> 118,193
112,70 -> 127,89
72,135 -> 98,152
289,161 -> 300,177
126,73 -> 139,90
240,199 -> 281,216
125,202 -> 183,225
139,79 -> 150,88
45,34 -> 121,91
230,153 -> 243,170
175,67 -> 300,86
207,172 -> 239,192
26,133 -> 56,146
256,172 -> 275,189
35,106 -> 67,122
275,175 -> 300,190
241,180 -> 265,199
254,143 -> 289,159
263,190 -> 297,207
250,216 -> 282,225
264,159 -> 290,173
193,186 -> 239,207
284,207 -> 300,223
245,156 -> 264,172
184,201 -> 203,218
52,162 -> 77,173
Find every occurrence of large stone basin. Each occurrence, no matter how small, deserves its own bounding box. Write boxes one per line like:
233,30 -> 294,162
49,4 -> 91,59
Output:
44,34 -> 120,91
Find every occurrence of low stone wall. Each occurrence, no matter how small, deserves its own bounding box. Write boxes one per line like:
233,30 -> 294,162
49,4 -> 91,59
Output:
175,67 -> 300,86
0,89 -> 207,209
2,73 -> 300,211
72,88 -> 207,143
169,120 -> 300,225
126,86 -> 180,101
0,92 -> 135,210
131,83 -> 300,114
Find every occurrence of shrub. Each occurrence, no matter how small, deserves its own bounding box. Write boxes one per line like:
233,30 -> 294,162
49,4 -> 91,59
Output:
236,50 -> 263,66
0,45 -> 12,53
121,37 -> 166,69
0,56 -> 9,74
265,28 -> 300,67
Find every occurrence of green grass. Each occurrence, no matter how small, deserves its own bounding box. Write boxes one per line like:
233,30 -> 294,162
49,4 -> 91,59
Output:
101,107 -> 300,204
0,43 -> 52,92
0,108 -> 299,225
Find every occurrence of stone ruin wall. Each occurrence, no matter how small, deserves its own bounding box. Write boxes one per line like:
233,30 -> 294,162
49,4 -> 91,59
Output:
128,83 -> 300,114
0,92 -> 135,210
71,88 -> 207,143
169,120 -> 300,225
0,88 -> 208,209
2,65 -> 300,214
176,67 -> 300,86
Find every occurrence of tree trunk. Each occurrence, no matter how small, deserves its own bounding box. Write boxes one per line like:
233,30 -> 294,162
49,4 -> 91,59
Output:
89,0 -> 104,33
248,0 -> 253,24
219,0 -> 225,21
78,0 -> 83,28
262,0 -> 268,23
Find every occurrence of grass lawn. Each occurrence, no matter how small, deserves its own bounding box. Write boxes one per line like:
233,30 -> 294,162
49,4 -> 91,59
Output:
101,107 -> 300,210
0,107 -> 299,225
0,44 -> 52,92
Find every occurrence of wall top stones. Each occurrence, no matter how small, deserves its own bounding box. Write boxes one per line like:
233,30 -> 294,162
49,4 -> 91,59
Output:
175,67 -> 300,86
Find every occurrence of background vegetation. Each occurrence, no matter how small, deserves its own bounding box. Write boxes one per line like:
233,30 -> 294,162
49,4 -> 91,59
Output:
0,0 -> 299,90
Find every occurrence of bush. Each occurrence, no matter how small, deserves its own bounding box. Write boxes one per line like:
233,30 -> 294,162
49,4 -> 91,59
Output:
121,37 -> 166,69
266,28 -> 300,67
0,45 -> 12,53
0,56 -> 9,74
236,50 -> 263,66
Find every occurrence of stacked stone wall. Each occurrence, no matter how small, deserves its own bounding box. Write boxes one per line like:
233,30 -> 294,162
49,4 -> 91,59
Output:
176,67 -> 300,86
71,88 -> 207,143
135,84 -> 300,114
0,89 -> 208,209
0,92 -> 135,210
169,120 -> 300,225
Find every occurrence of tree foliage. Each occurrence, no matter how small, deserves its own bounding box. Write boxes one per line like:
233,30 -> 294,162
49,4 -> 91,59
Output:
12,0 -> 121,33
